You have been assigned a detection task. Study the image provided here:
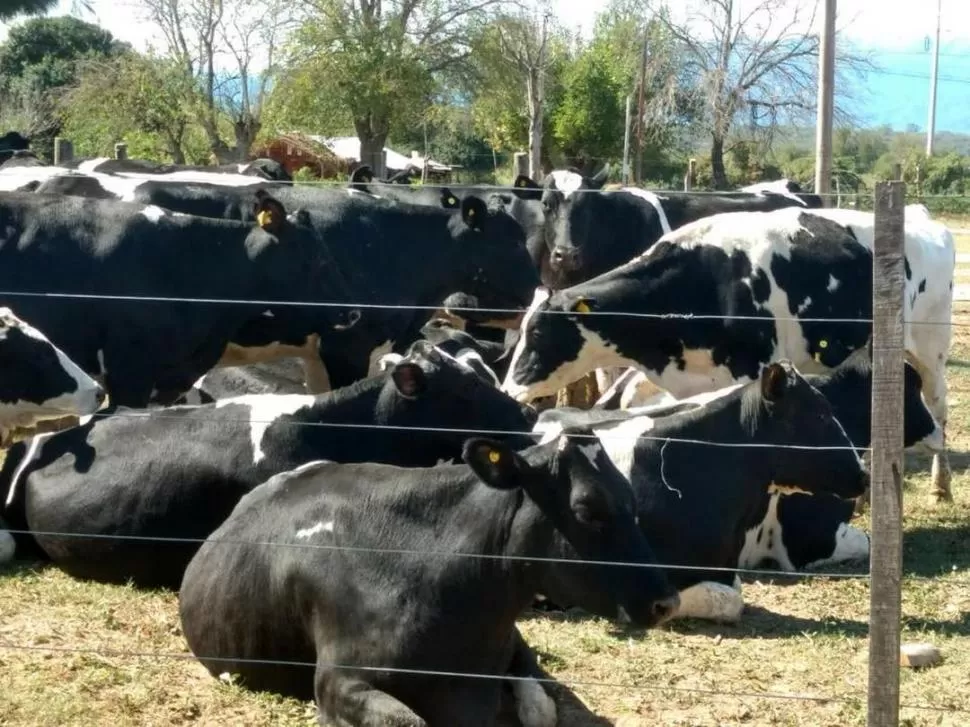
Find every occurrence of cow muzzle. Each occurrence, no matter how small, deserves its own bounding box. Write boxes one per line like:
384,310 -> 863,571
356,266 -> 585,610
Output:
550,246 -> 582,272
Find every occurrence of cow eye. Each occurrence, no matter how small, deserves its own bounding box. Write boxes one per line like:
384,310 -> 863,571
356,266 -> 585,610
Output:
573,503 -> 605,531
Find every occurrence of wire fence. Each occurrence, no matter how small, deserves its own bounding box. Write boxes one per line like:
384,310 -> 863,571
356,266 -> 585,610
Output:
0,172 -> 965,723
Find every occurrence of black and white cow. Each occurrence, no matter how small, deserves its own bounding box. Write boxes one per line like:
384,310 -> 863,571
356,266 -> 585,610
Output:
61,156 -> 292,182
739,178 -> 824,209
178,358 -> 308,404
0,343 -> 538,588
502,205 -> 954,501
532,362 -> 869,623
179,429 -> 679,726
523,176 -> 828,290
0,150 -> 45,169
0,308 -> 105,447
0,190 -> 361,407
537,344 -> 940,593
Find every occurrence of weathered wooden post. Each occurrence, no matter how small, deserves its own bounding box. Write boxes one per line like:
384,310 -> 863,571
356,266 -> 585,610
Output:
891,162 -> 902,181
684,158 -> 696,191
513,152 -> 529,180
53,137 -> 73,165
868,180 -> 906,727
114,142 -> 128,161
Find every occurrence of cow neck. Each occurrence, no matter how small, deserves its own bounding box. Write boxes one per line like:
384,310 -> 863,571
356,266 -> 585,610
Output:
645,385 -> 775,492
298,375 -> 387,421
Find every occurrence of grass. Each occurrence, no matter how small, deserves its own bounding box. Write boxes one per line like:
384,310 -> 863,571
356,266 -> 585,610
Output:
3,233 -> 970,725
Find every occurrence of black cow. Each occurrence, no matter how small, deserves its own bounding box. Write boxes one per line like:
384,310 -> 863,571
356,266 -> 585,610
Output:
179,429 -> 679,726
516,173 -> 826,289
0,131 -> 30,165
533,361 -> 869,623
0,190 -> 360,407
0,343 -> 538,588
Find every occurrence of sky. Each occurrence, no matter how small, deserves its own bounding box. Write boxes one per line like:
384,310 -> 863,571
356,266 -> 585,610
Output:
2,0 -> 970,132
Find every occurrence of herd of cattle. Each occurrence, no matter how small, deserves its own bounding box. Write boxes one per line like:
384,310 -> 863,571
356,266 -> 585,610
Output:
0,135 -> 957,726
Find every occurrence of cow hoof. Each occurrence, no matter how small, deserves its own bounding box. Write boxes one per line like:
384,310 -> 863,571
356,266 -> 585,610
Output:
927,491 -> 954,507
513,678 -> 557,727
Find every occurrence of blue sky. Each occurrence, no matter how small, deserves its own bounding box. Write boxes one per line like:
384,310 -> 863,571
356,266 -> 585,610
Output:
2,0 -> 969,133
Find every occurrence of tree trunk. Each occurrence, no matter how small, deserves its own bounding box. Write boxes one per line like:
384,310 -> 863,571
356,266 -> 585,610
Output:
355,114 -> 390,178
711,134 -> 729,190
526,71 -> 543,180
233,115 -> 261,162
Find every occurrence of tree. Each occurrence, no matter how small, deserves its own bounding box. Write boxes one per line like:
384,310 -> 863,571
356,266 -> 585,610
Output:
62,52 -> 202,163
658,0 -> 871,189
271,0 -> 506,177
0,16 -> 126,157
0,0 -> 92,20
137,0 -> 293,161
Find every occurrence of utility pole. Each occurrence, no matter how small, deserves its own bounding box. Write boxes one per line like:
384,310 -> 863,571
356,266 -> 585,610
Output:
622,95 -> 633,185
926,0 -> 942,156
635,27 -> 648,183
814,0 -> 836,201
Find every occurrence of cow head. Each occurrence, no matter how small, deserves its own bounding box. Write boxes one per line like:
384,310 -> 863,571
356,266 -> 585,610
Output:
749,362 -> 869,500
0,308 -> 105,445
376,340 -> 536,462
464,428 -> 679,628
445,195 -> 540,316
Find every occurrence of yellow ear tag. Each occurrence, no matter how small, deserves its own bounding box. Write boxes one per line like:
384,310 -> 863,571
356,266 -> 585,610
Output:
488,451 -> 501,464
256,210 -> 272,228
575,301 -> 591,314
517,179 -> 526,186
468,208 -> 475,217
819,339 -> 828,349
448,197 -> 456,205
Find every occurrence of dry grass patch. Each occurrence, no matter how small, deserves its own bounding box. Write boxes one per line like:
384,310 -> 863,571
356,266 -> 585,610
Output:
2,305 -> 970,726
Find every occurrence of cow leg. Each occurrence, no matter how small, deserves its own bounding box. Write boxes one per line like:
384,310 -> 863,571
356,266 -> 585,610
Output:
506,628 -> 557,727
674,580 -> 744,623
301,355 -> 332,394
315,669 -> 427,727
916,360 -> 951,503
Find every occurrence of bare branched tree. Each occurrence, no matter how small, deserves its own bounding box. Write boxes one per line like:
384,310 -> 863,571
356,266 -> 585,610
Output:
658,0 -> 872,189
494,1 -> 554,178
138,0 -> 294,161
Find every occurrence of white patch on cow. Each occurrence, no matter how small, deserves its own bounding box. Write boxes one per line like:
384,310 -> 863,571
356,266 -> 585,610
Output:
804,523 -> 870,570
0,165 -> 73,192
796,296 -> 812,315
578,443 -> 601,470
917,419 -> 945,453
454,349 -> 500,386
827,274 -> 840,293
140,205 -> 168,222
77,158 -> 110,174
114,169 -> 267,187
740,179 -> 806,206
738,493 -> 795,571
377,353 -> 404,372
767,483 -> 814,496
96,349 -> 107,378
0,528 -> 15,564
512,679 -> 557,727
621,187 -> 672,234
548,170 -> 584,199
674,581 -> 744,623
216,394 -> 317,464
237,163 -> 249,174
261,310 -> 275,318
295,520 -> 334,540
652,347 -> 740,399
367,340 -> 395,377
4,432 -> 53,508
502,287 -> 551,396
592,416 -> 657,482
506,323 -> 639,403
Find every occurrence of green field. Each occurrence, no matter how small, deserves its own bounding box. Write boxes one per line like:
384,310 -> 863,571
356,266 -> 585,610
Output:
2,225 -> 970,726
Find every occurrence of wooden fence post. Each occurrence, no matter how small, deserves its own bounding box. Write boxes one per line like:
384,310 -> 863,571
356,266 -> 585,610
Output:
891,162 -> 902,181
114,143 -> 128,160
684,158 -> 696,191
513,152 -> 529,180
53,137 -> 73,165
868,180 -> 906,727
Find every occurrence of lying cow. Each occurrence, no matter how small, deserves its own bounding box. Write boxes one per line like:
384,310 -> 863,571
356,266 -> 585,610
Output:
179,429 -> 679,727
502,205 -> 954,502
0,343 -> 537,588
532,361 -> 869,623
0,307 -> 105,446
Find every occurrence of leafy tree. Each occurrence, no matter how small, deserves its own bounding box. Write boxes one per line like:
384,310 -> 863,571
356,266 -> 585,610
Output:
62,52 -> 203,163
270,0 -> 504,177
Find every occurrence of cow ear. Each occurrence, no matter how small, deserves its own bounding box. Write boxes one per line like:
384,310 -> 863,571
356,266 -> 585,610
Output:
440,188 -> 461,209
760,363 -> 789,402
461,196 -> 487,231
590,164 -> 610,189
511,175 -> 542,201
254,192 -> 286,234
391,361 -> 426,398
570,296 -> 596,314
463,438 -> 526,490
